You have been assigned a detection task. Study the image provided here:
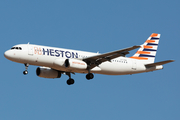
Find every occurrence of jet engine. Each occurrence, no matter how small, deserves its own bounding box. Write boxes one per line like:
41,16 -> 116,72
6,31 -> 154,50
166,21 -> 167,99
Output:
53,58 -> 88,70
64,59 -> 87,69
36,67 -> 61,78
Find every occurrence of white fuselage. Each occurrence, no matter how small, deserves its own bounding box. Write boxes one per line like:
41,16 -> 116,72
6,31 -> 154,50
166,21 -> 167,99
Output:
4,44 -> 162,75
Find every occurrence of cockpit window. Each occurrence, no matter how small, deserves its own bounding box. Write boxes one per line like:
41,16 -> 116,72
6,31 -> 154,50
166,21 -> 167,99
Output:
11,47 -> 22,50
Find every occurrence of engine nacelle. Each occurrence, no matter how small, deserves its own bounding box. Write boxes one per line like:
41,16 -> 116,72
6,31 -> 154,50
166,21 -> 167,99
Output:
65,59 -> 87,69
53,58 -> 87,70
36,67 -> 61,78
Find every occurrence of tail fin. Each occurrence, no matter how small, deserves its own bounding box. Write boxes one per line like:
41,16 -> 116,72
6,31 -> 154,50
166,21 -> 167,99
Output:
130,33 -> 161,64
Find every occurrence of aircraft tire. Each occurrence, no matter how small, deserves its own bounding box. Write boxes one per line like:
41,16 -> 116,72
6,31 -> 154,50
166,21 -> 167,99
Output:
86,73 -> 94,80
67,78 -> 75,85
23,70 -> 28,75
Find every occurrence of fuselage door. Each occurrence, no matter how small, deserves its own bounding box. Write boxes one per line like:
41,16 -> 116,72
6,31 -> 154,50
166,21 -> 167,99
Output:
132,59 -> 137,70
28,44 -> 33,55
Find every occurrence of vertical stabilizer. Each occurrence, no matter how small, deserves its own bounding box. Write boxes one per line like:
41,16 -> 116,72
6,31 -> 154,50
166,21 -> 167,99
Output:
130,33 -> 160,64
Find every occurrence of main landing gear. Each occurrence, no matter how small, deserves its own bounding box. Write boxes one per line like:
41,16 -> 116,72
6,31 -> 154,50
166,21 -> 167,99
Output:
86,68 -> 94,80
86,73 -> 94,80
23,63 -> 29,75
66,72 -> 75,85
65,72 -> 94,85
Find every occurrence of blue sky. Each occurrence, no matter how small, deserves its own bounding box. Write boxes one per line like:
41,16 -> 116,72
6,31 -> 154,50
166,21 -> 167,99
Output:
0,0 -> 179,120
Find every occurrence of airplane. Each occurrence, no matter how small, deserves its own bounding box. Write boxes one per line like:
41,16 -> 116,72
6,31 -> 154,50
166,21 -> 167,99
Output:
4,33 -> 174,85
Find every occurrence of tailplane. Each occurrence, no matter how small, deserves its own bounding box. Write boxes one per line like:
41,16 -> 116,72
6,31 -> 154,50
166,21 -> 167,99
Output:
145,60 -> 174,68
130,33 -> 160,64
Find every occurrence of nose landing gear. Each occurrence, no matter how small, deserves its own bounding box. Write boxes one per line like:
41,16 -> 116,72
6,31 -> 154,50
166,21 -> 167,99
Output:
23,63 -> 29,75
23,70 -> 28,75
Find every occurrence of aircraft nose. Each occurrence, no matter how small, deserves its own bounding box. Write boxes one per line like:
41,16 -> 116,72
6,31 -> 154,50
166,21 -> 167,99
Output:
4,50 -> 12,59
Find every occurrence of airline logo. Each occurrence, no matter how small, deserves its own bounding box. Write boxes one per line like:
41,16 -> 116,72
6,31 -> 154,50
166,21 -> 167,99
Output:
130,33 -> 160,60
34,47 -> 78,58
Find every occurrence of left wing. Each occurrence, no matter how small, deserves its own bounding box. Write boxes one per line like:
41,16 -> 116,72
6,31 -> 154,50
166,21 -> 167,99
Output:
83,45 -> 140,69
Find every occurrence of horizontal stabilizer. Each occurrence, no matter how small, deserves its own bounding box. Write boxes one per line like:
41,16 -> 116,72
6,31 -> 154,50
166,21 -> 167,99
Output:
145,60 -> 174,67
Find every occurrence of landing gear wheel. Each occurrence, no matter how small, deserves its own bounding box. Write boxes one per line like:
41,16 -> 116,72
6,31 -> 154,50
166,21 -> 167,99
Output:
86,73 -> 94,80
23,63 -> 29,75
23,70 -> 28,75
67,78 -> 75,85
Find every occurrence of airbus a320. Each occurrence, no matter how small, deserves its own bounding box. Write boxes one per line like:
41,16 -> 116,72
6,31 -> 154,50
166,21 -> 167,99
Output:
4,33 -> 174,85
